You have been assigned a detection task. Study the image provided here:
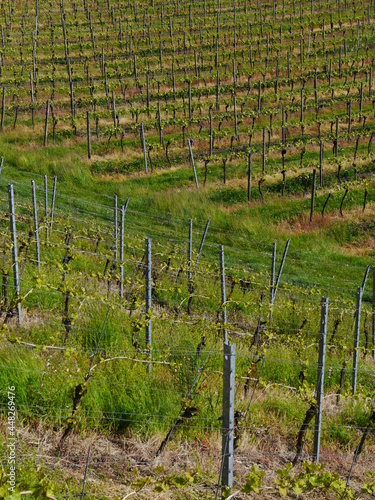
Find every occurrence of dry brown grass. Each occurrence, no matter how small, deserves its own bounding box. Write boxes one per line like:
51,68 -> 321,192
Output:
275,201 -> 375,251
1,408 -> 373,499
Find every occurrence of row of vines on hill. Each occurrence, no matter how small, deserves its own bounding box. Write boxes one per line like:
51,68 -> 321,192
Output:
0,0 -> 374,205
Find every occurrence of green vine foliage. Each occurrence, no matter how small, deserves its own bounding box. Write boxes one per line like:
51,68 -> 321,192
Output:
0,467 -> 57,500
131,467 -> 194,493
274,461 -> 352,499
242,464 -> 266,494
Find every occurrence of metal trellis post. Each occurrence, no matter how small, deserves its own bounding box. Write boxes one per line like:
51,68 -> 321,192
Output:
220,245 -> 228,343
313,296 -> 328,463
222,342 -> 236,497
188,218 -> 192,282
8,184 -> 21,324
269,242 -> 276,320
80,446 -> 91,500
50,175 -> 57,233
146,237 -> 152,376
352,287 -> 362,395
193,218 -> 210,279
119,198 -> 129,299
273,238 -> 290,303
188,138 -> 199,189
114,195 -> 118,262
372,267 -> 375,362
44,174 -> 48,240
31,179 -> 40,272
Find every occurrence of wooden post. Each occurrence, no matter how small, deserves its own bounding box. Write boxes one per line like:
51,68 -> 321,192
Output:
146,73 -> 150,113
258,80 -> 261,111
172,56 -> 176,99
30,73 -> 35,127
247,153 -> 251,202
188,81 -> 192,121
1,86 -> 5,131
233,94 -> 238,138
112,91 -> 116,128
216,71 -> 220,111
310,169 -> 316,223
319,141 -> 324,187
44,100 -> 49,146
209,108 -> 213,156
158,101 -> 163,146
141,122 -> 148,173
87,111 -> 91,159
369,67 -> 372,98
133,54 -> 138,81
262,128 -> 266,173
348,100 -> 352,135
